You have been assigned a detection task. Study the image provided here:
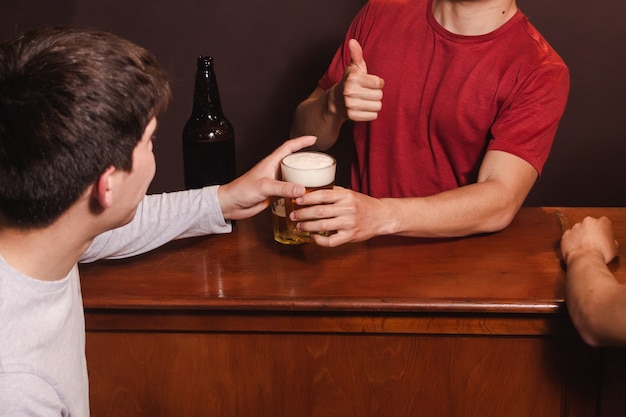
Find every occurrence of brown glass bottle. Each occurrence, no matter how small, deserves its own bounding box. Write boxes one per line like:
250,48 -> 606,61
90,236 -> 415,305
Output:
183,56 -> 236,189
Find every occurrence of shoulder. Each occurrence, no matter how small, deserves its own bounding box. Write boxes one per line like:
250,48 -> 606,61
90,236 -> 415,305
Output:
515,16 -> 568,71
493,14 -> 569,95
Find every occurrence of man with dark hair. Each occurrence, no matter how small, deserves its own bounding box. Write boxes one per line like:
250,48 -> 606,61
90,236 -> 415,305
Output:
0,26 -> 315,416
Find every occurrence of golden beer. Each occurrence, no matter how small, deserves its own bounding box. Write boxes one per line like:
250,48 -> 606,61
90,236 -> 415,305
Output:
271,197 -> 306,245
280,152 -> 336,242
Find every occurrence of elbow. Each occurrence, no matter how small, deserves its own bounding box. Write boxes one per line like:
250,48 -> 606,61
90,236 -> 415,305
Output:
567,296 -> 613,348
571,314 -> 608,348
473,169 -> 536,234
490,210 -> 517,233
580,333 -> 605,349
478,205 -> 519,234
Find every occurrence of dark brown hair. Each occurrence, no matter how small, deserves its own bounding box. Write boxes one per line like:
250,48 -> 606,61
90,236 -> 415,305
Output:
0,26 -> 171,227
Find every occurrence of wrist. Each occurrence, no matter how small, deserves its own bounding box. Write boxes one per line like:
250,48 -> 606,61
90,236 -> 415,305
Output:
377,198 -> 402,235
325,85 -> 345,121
216,183 -> 234,219
564,247 -> 607,266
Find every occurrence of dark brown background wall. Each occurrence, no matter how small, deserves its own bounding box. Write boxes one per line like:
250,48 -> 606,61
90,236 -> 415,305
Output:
2,1 -> 625,206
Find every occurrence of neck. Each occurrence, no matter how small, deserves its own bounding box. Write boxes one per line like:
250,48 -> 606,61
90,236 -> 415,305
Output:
432,0 -> 518,36
0,197 -> 100,282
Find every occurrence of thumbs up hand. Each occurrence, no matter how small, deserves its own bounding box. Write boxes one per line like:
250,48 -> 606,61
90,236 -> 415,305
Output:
331,39 -> 385,122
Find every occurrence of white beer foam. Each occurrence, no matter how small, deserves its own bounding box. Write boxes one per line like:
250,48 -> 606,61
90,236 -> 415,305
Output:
281,152 -> 336,187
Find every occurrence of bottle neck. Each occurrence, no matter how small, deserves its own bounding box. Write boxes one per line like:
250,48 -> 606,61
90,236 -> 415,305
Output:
192,61 -> 224,116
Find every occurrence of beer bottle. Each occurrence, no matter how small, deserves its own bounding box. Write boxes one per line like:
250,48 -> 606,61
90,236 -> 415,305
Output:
182,56 -> 236,189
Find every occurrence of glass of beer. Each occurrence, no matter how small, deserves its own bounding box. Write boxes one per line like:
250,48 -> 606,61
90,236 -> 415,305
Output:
279,151 -> 336,243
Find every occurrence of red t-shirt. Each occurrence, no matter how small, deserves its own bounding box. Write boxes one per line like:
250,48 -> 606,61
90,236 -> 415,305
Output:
319,0 -> 570,198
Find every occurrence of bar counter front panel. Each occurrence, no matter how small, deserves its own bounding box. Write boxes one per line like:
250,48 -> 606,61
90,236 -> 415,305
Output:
80,207 -> 626,417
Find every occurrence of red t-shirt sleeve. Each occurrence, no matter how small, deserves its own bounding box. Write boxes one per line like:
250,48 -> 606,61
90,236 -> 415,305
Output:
488,60 -> 570,174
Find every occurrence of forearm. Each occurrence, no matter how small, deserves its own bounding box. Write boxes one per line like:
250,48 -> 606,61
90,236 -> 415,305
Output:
383,181 -> 522,238
565,254 -> 626,347
290,86 -> 345,151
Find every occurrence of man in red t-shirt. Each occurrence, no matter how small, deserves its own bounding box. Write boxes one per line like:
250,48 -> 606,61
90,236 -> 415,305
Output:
289,0 -> 569,247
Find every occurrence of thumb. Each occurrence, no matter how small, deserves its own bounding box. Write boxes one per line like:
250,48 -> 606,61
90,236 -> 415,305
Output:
348,39 -> 367,74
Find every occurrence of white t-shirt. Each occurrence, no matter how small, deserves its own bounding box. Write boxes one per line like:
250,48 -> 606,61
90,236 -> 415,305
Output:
0,187 -> 230,416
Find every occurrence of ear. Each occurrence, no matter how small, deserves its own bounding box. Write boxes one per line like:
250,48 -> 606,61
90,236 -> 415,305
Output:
92,166 -> 117,209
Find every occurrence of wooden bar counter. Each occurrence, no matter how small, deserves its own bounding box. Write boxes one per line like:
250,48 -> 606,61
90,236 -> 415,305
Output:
80,207 -> 626,417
